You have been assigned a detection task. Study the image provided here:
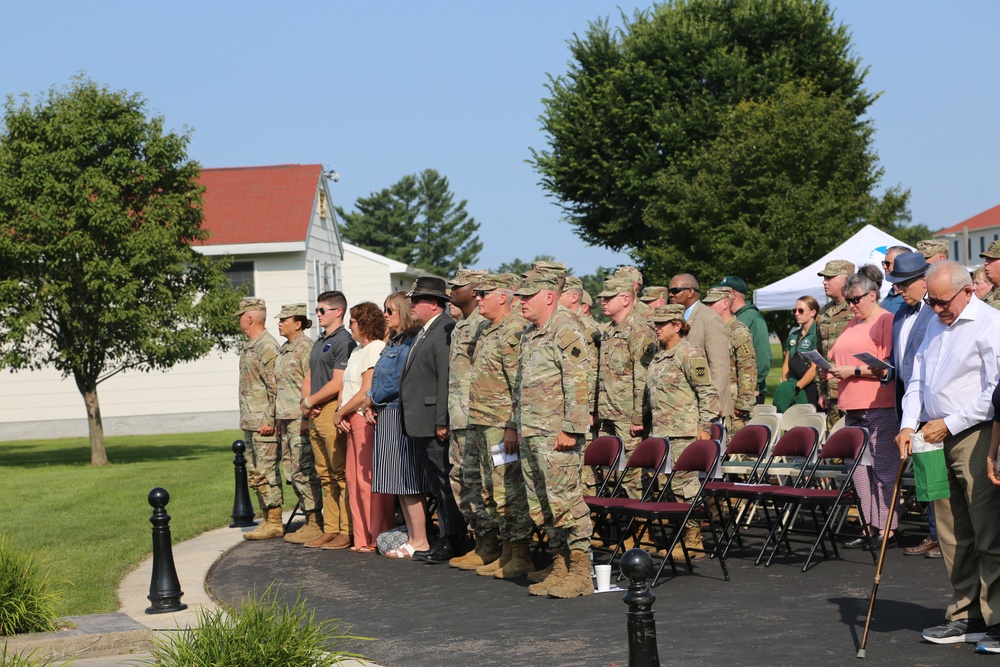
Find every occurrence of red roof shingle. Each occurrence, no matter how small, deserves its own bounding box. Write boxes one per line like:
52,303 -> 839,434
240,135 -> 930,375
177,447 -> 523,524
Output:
196,164 -> 321,246
937,203 -> 1000,236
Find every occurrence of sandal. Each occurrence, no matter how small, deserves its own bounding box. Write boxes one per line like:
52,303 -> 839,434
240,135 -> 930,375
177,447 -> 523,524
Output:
358,545 -> 377,553
385,543 -> 416,559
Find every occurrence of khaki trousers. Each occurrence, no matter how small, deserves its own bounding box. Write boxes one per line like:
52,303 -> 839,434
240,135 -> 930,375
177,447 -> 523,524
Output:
933,422 -> 1000,626
309,402 -> 351,536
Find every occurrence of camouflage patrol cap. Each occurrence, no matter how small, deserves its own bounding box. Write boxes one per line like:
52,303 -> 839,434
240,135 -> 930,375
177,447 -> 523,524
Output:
650,304 -> 686,323
564,276 -> 584,290
638,286 -> 669,302
513,270 -> 560,296
447,269 -> 488,287
702,286 -> 734,304
275,303 -> 307,319
614,266 -> 644,287
982,240 -> 1000,260
530,260 -> 567,277
817,259 -> 855,277
717,275 -> 748,294
236,297 -> 267,316
597,276 -> 634,298
917,239 -> 948,258
476,273 -> 518,292
582,290 -> 593,307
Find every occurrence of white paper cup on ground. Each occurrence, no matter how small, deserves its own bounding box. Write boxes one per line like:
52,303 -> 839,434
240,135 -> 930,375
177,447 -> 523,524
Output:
594,564 -> 612,592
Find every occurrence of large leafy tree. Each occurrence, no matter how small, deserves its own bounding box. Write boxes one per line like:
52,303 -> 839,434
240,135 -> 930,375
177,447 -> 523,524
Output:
531,0 -> 909,289
0,78 -> 242,465
338,169 -> 482,276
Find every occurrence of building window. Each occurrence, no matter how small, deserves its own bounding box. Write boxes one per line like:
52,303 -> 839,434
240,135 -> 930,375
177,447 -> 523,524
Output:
225,260 -> 255,296
982,237 -> 987,253
954,240 -> 960,262
318,191 -> 328,219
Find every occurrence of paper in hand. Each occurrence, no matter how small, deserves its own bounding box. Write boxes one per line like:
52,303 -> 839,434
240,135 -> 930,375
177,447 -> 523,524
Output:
801,350 -> 831,370
491,443 -> 518,467
853,352 -> 894,371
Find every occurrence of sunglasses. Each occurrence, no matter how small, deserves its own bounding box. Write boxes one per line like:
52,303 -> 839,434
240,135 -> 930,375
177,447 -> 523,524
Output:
924,288 -> 966,309
384,307 -> 394,315
668,286 -> 694,295
845,292 -> 872,306
794,308 -> 811,314
315,307 -> 337,315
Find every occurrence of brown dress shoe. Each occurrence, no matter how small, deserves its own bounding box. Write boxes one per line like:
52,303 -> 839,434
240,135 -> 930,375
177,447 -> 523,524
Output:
925,545 -> 943,559
904,536 -> 938,556
320,533 -> 353,550
303,533 -> 339,548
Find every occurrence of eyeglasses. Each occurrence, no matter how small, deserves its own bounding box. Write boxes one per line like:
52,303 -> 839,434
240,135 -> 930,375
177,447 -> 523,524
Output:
881,260 -> 892,269
384,307 -> 394,315
473,290 -> 496,298
794,308 -> 810,314
845,292 -> 873,306
315,306 -> 339,315
924,288 -> 967,309
896,275 -> 922,290
668,286 -> 694,295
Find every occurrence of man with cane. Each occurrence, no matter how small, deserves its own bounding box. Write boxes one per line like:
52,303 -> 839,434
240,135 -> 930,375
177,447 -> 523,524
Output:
894,261 -> 1000,652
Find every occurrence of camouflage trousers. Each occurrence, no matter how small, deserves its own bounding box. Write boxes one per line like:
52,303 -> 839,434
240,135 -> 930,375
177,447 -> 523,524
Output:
448,427 -> 489,537
243,429 -> 282,510
520,434 -> 592,553
476,425 -> 531,541
593,419 -> 643,499
276,418 -> 321,512
669,436 -> 700,531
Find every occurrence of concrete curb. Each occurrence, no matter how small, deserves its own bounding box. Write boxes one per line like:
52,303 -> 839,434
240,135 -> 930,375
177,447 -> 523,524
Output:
3,613 -> 151,662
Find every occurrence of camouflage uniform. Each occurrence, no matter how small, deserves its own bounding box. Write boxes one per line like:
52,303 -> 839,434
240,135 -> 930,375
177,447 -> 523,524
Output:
469,302 -> 532,543
447,296 -> 488,537
275,325 -> 321,513
239,321 -> 281,509
815,299 -> 852,429
984,287 -> 1000,311
724,316 -> 757,434
645,337 -> 720,503
596,283 -> 657,497
513,279 -> 593,554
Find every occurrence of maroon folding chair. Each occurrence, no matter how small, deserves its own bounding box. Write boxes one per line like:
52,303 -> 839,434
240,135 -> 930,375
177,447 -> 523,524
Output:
718,425 -> 819,559
758,426 -> 875,571
584,436 -> 624,499
702,424 -> 772,550
586,437 -> 670,563
612,439 -> 727,585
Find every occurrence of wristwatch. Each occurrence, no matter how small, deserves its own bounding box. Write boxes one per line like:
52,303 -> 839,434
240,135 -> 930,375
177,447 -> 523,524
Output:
854,366 -> 861,377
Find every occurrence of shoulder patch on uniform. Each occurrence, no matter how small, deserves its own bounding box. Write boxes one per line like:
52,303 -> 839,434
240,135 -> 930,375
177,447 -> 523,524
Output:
556,328 -> 580,351
695,365 -> 707,378
571,346 -> 582,358
643,343 -> 656,357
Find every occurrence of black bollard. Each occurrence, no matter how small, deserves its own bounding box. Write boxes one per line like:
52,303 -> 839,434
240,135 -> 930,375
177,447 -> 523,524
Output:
620,548 -> 660,667
230,439 -> 257,528
146,488 -> 188,614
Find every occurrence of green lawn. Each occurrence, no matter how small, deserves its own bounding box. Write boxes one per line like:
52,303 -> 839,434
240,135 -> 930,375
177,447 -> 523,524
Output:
766,342 -> 784,403
0,430 -> 267,616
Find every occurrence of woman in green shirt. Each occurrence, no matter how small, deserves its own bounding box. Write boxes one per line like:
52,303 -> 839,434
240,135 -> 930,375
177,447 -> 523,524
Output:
775,295 -> 820,411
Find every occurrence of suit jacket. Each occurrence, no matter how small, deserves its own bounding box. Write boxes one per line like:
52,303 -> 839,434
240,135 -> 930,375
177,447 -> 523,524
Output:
685,302 -> 733,419
890,304 -> 935,419
400,312 -> 455,438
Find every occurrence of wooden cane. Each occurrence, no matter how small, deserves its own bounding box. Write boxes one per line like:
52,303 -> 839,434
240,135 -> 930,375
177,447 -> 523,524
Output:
857,458 -> 907,658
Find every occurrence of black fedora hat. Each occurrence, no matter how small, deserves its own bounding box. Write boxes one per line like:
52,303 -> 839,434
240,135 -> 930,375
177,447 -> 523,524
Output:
406,276 -> 450,302
885,252 -> 929,284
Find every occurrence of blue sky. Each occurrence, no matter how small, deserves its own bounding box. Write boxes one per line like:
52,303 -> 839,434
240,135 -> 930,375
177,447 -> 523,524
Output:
2,1 -> 997,276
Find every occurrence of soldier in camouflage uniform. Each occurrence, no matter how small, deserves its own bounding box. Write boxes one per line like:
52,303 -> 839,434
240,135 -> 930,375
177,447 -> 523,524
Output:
645,304 -> 721,558
444,269 -> 493,568
704,287 -> 757,435
274,303 -> 324,544
916,238 -> 949,264
513,271 -> 595,598
236,297 -> 283,540
815,260 -> 855,431
461,273 -> 536,579
639,286 -> 669,309
979,241 -> 1000,311
596,276 -> 657,497
615,265 -> 651,318
561,275 -> 602,432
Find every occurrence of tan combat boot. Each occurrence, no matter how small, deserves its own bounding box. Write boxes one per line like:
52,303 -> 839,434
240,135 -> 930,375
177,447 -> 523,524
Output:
493,540 -> 533,579
244,507 -> 284,541
451,534 -> 501,570
526,563 -> 553,583
476,539 -> 510,576
548,550 -> 595,598
527,548 -> 568,596
284,511 -> 324,544
671,523 -> 704,560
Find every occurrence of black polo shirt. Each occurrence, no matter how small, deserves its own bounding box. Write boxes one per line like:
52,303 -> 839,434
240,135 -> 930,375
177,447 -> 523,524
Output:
309,325 -> 356,394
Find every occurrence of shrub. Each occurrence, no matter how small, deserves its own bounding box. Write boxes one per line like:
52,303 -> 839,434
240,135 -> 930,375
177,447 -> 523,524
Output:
0,538 -> 61,636
0,644 -> 70,667
149,584 -> 366,667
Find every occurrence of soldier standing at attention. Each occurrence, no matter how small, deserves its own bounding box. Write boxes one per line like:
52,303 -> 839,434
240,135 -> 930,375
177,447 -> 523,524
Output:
466,274 -> 535,580
638,286 -> 669,309
978,240 -> 1000,311
236,297 -> 282,541
274,303 -> 323,544
704,286 -> 757,435
300,291 -> 357,549
645,304 -> 720,559
444,269 -> 493,568
815,260 -> 855,430
596,275 -> 657,497
513,271 -> 594,599
615,265 -> 651,318
561,275 -> 602,433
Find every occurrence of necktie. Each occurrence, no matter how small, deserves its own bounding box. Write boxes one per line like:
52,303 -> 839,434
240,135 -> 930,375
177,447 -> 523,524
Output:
405,327 -> 426,370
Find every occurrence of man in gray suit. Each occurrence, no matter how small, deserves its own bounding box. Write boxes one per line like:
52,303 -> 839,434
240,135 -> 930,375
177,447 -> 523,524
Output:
669,273 -> 733,420
400,276 -> 462,563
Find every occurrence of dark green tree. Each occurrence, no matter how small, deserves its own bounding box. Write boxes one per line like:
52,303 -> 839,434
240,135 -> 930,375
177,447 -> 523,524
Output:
531,0 -> 909,288
493,255 -> 559,275
338,169 -> 482,276
0,78 -> 242,465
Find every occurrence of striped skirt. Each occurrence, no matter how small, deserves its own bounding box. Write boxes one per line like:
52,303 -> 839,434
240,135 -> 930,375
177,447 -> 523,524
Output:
371,403 -> 426,495
847,407 -> 901,531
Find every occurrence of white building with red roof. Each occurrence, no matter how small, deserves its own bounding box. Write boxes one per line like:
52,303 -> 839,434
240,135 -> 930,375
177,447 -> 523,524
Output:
934,203 -> 1000,265
0,164 -> 423,440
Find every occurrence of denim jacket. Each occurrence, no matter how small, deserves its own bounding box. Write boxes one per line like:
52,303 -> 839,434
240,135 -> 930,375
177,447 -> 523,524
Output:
368,333 -> 414,407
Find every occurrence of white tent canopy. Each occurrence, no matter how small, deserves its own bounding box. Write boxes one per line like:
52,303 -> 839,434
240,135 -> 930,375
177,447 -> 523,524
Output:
752,225 -> 911,312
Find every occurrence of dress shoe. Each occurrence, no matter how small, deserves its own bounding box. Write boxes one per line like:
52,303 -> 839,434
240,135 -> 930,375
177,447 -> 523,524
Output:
925,545 -> 943,559
415,538 -> 455,564
841,536 -> 869,549
904,536 -> 938,556
864,533 -> 895,551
